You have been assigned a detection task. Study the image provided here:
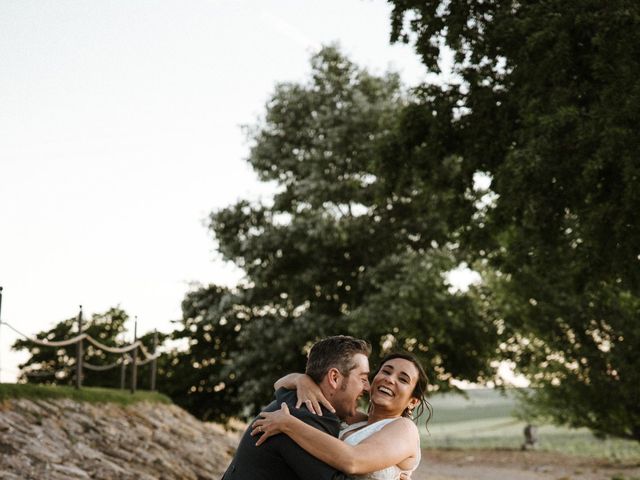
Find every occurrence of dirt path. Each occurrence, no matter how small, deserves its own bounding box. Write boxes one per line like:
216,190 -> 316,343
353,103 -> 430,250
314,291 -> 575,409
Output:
411,449 -> 640,480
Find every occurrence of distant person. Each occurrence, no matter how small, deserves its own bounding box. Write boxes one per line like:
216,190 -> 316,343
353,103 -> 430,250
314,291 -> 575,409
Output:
221,335 -> 371,479
251,351 -> 432,480
521,423 -> 539,450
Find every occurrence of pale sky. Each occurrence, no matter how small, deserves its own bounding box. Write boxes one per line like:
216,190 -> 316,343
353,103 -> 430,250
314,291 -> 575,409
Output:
0,0 -> 435,382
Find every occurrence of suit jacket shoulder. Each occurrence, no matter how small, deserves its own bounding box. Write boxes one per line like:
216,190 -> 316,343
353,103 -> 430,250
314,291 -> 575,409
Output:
273,388 -> 341,435
221,388 -> 347,480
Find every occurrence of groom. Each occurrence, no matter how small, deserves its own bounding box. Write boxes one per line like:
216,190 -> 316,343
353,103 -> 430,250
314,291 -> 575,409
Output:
221,335 -> 371,479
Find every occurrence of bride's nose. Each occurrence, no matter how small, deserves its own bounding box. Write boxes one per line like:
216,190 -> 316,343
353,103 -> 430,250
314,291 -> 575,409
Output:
383,376 -> 396,386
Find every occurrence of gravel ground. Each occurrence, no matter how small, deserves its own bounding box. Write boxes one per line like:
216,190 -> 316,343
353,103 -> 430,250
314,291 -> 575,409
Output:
411,449 -> 640,480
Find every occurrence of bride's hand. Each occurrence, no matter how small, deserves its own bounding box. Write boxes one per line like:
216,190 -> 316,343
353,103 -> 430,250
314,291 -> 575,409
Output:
295,374 -> 335,416
251,403 -> 293,446
399,473 -> 412,480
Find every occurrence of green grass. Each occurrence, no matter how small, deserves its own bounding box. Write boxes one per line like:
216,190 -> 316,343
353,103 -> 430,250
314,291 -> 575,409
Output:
418,388 -> 640,462
0,383 -> 172,406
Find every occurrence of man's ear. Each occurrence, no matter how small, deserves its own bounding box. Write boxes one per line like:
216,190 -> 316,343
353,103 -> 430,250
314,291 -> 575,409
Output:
326,367 -> 342,390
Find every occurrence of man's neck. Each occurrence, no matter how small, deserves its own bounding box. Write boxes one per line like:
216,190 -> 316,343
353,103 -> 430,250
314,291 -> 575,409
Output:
317,381 -> 341,418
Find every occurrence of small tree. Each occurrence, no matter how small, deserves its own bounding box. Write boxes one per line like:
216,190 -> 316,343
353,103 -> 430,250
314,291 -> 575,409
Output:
13,307 -> 164,390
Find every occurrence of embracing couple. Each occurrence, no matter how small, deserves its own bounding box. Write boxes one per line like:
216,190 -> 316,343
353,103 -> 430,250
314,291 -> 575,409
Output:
221,335 -> 431,480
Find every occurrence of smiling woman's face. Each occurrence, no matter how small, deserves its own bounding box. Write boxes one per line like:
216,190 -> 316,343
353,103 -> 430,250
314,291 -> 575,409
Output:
370,357 -> 419,412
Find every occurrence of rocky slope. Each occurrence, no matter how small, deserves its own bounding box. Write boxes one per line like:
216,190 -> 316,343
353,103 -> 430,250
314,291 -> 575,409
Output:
0,398 -> 240,479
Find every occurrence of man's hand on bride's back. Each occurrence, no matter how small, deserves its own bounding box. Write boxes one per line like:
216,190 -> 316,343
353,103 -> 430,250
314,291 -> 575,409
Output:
294,374 -> 335,416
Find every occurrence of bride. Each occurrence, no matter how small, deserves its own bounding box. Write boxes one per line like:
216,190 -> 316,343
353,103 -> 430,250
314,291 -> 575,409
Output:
251,352 -> 432,480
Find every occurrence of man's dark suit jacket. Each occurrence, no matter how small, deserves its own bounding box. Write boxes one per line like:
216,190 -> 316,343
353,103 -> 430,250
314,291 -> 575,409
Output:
221,388 -> 348,480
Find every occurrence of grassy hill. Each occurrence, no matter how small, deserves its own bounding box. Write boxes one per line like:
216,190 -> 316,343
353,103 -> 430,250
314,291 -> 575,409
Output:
419,388 -> 640,462
0,383 -> 171,405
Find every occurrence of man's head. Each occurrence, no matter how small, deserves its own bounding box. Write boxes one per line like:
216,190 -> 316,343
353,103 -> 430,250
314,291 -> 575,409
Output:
305,335 -> 371,419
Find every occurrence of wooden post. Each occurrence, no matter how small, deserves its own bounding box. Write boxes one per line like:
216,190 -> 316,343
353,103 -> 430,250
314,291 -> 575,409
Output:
75,305 -> 83,389
120,355 -> 126,389
150,329 -> 158,391
130,316 -> 137,394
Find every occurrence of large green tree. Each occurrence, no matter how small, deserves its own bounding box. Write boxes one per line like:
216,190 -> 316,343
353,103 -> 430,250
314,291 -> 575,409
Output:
176,46 -> 501,420
386,0 -> 640,440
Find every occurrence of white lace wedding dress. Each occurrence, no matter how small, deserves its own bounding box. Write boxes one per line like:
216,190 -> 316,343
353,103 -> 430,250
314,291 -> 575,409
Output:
338,419 -> 421,480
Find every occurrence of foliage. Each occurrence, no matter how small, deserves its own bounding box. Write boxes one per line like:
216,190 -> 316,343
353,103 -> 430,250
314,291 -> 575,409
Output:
160,285 -> 247,422
177,46 -> 501,421
387,0 -> 640,440
349,249 -> 497,383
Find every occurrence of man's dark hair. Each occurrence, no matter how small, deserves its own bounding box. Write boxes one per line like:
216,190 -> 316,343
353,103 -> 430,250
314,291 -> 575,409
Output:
305,335 -> 371,383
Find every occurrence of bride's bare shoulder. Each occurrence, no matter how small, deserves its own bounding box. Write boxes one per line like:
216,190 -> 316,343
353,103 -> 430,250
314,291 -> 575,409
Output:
383,417 -> 419,438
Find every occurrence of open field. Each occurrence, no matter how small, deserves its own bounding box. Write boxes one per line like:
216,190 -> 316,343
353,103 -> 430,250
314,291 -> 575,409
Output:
419,388 -> 640,462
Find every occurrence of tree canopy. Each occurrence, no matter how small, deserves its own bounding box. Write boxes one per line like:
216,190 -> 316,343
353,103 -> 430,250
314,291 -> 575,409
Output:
387,0 -> 640,440
175,46 -> 501,419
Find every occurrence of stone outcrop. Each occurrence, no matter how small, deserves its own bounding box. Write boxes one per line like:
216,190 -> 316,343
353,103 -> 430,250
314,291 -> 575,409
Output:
0,398 -> 240,479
